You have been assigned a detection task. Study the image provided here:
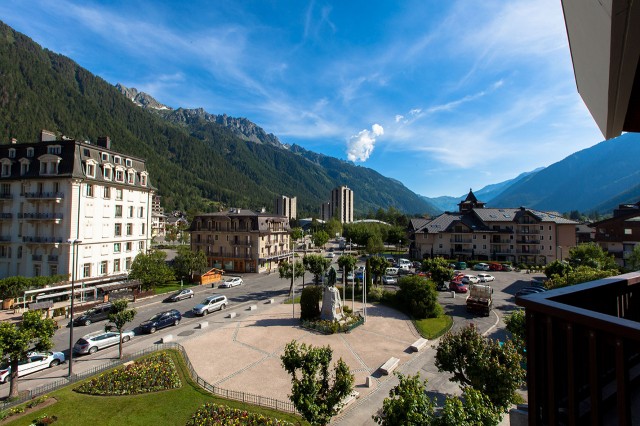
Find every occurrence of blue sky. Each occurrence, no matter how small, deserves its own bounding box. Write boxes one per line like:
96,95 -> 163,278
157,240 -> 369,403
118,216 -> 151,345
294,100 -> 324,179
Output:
1,0 -> 605,198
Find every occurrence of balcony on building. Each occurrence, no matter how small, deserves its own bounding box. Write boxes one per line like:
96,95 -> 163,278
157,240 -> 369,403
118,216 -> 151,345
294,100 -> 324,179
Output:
516,272 -> 640,425
23,192 -> 64,202
22,236 -> 64,244
0,193 -> 12,201
0,213 -> 12,220
18,212 -> 63,223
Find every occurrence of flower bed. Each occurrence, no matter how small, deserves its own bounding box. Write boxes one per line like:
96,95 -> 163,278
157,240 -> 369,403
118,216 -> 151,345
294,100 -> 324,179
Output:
74,352 -> 181,396
301,313 -> 364,334
186,403 -> 294,426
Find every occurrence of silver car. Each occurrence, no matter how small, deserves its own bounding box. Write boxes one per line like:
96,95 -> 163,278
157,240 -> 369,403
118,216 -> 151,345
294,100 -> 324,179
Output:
0,352 -> 65,383
192,295 -> 228,316
73,330 -> 134,355
218,276 -> 243,288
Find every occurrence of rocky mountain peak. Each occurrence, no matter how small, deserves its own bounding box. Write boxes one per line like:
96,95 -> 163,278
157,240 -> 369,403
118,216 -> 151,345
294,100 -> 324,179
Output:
115,83 -> 172,111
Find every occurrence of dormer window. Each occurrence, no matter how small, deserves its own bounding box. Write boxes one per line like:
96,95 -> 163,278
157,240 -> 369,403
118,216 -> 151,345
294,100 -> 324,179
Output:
26,148 -> 34,158
0,159 -> 11,177
47,145 -> 62,155
85,160 -> 97,178
38,154 -> 61,176
127,170 -> 135,184
140,172 -> 148,187
103,164 -> 112,181
19,158 -> 30,176
125,159 -> 132,167
114,156 -> 121,165
115,167 -> 125,182
8,149 -> 15,159
101,152 -> 109,162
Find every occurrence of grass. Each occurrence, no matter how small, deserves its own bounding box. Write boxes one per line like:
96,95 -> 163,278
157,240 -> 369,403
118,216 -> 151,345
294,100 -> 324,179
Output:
152,280 -> 199,296
414,315 -> 453,339
283,296 -> 301,304
5,350 -> 306,426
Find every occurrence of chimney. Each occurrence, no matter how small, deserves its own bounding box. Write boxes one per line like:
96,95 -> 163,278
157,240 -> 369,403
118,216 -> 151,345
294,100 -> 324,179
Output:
10,138 -> 17,144
97,136 -> 111,149
40,129 -> 56,142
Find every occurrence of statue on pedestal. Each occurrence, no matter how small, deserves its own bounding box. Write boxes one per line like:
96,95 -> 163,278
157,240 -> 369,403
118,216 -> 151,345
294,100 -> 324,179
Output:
320,266 -> 344,321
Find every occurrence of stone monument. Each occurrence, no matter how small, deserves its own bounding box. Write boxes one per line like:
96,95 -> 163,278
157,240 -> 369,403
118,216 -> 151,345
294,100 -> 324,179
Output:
320,266 -> 344,321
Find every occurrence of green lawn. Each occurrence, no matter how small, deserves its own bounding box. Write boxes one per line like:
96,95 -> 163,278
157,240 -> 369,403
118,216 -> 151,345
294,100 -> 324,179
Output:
414,315 -> 453,339
152,281 -> 199,296
5,350 -> 306,426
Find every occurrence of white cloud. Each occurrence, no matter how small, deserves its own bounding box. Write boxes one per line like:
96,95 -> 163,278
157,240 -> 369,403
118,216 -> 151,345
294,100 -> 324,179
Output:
395,115 -> 404,123
346,124 -> 384,162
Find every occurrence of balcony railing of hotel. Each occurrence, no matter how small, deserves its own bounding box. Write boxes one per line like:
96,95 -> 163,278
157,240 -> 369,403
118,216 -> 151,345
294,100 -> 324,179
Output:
516,272 -> 640,425
0,213 -> 12,219
491,239 -> 513,244
515,229 -> 540,235
32,254 -> 43,261
0,235 -> 11,242
0,193 -> 12,200
515,238 -> 541,244
23,192 -> 64,200
48,255 -> 59,262
18,212 -> 63,220
453,248 -> 473,253
231,240 -> 252,246
450,238 -> 473,243
22,236 -> 64,244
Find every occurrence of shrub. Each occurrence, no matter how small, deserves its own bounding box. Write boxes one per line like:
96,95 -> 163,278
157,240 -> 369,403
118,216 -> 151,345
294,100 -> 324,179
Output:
300,285 -> 322,321
33,414 -> 58,425
368,285 -> 384,301
187,402 -> 294,425
396,275 -> 442,319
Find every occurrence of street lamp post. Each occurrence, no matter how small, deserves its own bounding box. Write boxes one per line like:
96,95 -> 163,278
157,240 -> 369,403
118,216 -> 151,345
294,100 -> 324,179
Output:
558,245 -> 563,261
67,239 -> 82,377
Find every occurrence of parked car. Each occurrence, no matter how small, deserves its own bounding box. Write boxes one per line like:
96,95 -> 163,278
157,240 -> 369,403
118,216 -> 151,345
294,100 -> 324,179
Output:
193,295 -> 228,316
462,275 -> 479,284
0,351 -> 65,383
474,263 -> 490,271
477,273 -> 495,282
325,252 -> 336,259
382,275 -> 397,285
502,264 -> 514,271
454,261 -> 467,270
449,281 -> 468,293
72,303 -> 112,326
385,267 -> 399,276
73,330 -> 134,355
436,281 -> 449,291
139,309 -> 182,334
165,288 -> 194,302
397,259 -> 412,269
219,276 -> 243,288
515,286 -> 547,298
489,263 -> 503,271
413,261 -> 422,269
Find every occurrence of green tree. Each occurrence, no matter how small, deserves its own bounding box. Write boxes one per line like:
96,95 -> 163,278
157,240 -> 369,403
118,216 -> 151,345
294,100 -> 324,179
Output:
627,244 -> 640,271
337,255 -> 358,286
106,299 -> 137,360
128,250 -> 175,289
396,275 -> 443,319
0,310 -> 56,398
544,260 -> 571,279
505,309 -> 526,354
366,234 -> 384,255
385,226 -> 407,247
300,285 -> 323,320
373,372 -> 435,425
422,257 -> 453,287
281,340 -> 354,426
546,265 -> 618,289
172,246 -> 207,281
436,387 -> 502,426
165,224 -> 179,244
369,256 -> 390,284
312,230 -> 330,249
303,254 -> 332,285
435,324 -> 525,411
290,227 -> 304,242
568,242 -> 618,271
324,219 -> 343,240
278,258 -> 306,301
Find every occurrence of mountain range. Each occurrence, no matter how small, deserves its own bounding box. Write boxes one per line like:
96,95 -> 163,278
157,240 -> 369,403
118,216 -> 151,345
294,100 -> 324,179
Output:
1,19 -> 638,218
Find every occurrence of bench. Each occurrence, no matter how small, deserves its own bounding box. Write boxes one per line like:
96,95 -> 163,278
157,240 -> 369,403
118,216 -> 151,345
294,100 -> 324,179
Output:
248,304 -> 257,311
197,321 -> 208,329
410,338 -> 428,352
227,312 -> 237,318
338,390 -> 360,411
161,334 -> 174,343
380,357 -> 400,375
266,298 -> 275,304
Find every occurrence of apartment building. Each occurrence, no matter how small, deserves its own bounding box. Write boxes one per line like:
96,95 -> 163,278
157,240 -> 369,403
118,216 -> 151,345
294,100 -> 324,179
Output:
0,130 -> 153,279
591,201 -> 640,269
412,190 -> 577,265
274,195 -> 297,220
151,194 -> 167,237
319,185 -> 354,223
189,208 -> 291,273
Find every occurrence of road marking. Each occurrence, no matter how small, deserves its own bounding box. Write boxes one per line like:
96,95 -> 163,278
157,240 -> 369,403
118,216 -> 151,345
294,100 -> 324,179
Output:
482,308 -> 501,336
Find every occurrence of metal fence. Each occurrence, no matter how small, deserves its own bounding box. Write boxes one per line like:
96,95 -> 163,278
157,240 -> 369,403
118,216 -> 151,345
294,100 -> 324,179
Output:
0,342 -> 297,415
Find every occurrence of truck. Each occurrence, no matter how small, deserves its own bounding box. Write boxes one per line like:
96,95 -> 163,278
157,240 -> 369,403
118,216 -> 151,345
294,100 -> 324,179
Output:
466,284 -> 493,316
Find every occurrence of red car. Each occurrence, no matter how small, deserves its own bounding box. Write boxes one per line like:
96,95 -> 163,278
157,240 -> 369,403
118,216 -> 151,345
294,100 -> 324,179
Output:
489,263 -> 503,271
449,281 -> 468,293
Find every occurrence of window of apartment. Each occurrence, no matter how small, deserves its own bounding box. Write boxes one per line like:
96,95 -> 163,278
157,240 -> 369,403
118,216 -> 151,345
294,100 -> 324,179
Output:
20,161 -> 29,176
85,184 -> 94,197
138,241 -> 144,250
125,257 -> 132,270
103,186 -> 111,199
114,156 -> 122,165
141,223 -> 145,235
8,149 -> 15,158
83,148 -> 90,157
113,259 -> 121,273
128,206 -> 134,218
1,161 -> 11,177
473,245 -> 477,249
86,162 -> 96,178
115,205 -> 122,218
625,228 -> 632,235
126,223 -> 132,236
34,265 -> 41,277
17,247 -> 22,259
483,245 -> 487,249
100,261 -> 108,275
549,246 -> 552,251
127,171 -> 134,184
39,160 -> 59,175
47,145 -> 61,155
50,265 -> 57,275
115,169 -> 124,182
439,244 -> 443,248
83,263 -> 91,278
482,235 -> 486,239
115,223 -> 122,236
125,159 -> 132,167
125,242 -> 132,252
114,243 -> 121,253
103,165 -> 112,181
540,235 -> 544,240
26,148 -> 34,158
138,207 -> 144,218
140,174 -> 147,187
101,152 -> 109,162
549,226 -> 552,230
116,189 -> 123,200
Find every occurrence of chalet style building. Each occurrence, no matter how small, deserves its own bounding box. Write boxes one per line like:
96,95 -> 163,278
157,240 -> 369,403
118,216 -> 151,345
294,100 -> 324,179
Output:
592,201 -> 640,269
0,130 -> 154,279
411,190 -> 577,265
189,208 -> 291,273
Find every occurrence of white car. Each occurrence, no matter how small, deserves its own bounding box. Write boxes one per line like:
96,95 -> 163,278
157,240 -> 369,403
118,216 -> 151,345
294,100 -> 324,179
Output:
462,274 -> 479,284
477,273 -> 495,282
73,330 -> 134,355
382,275 -> 397,285
473,263 -> 490,271
0,351 -> 65,383
219,276 -> 243,288
325,252 -> 336,259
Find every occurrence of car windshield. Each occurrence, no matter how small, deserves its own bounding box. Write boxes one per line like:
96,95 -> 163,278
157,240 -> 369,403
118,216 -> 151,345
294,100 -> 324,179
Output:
76,338 -> 89,345
201,298 -> 213,304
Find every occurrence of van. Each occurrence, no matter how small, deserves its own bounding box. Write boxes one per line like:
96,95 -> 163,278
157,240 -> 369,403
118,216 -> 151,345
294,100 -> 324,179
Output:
385,267 -> 399,276
397,259 -> 412,269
